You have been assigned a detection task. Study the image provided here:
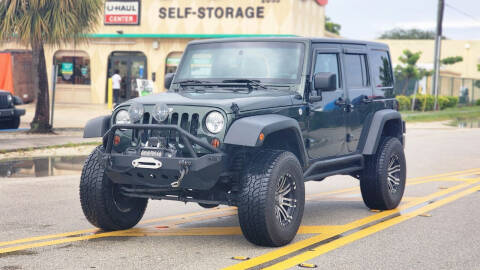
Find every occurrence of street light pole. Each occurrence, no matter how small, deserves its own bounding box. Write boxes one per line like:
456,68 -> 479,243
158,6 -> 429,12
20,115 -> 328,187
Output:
432,0 -> 444,110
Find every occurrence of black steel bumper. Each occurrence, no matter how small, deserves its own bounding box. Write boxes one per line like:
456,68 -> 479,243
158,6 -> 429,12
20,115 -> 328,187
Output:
101,124 -> 228,190
0,108 -> 25,119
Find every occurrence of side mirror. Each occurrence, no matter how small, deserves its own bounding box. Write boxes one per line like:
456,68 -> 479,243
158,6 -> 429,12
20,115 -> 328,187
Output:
314,72 -> 337,91
13,96 -> 23,105
164,73 -> 175,89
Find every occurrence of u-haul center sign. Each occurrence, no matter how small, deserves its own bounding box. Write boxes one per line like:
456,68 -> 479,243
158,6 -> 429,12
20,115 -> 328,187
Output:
104,0 -> 140,25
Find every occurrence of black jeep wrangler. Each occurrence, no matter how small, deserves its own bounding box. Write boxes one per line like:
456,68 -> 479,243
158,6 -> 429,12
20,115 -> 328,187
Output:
0,90 -> 24,129
81,38 -> 406,247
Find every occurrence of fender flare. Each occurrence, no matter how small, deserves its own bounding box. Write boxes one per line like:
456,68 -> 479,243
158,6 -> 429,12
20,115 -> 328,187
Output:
83,115 -> 111,138
224,114 -> 308,166
362,109 -> 403,155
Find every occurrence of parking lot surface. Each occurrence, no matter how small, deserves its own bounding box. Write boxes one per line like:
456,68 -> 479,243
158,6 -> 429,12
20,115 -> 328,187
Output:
1,126 -> 480,269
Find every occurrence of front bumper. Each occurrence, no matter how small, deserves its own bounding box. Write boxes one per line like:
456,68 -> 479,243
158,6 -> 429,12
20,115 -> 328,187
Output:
102,124 -> 228,190
0,108 -> 25,119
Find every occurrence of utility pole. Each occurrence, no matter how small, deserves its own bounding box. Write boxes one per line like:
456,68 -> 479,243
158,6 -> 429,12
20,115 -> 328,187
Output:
432,0 -> 444,110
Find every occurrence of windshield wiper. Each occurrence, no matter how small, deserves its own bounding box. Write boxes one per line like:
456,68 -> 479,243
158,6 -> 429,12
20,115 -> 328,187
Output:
176,79 -> 213,86
221,79 -> 267,90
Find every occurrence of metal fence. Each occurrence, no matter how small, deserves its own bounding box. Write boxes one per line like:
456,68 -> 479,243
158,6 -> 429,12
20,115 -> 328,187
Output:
394,75 -> 480,104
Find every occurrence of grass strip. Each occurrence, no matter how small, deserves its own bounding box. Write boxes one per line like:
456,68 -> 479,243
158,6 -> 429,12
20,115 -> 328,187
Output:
401,106 -> 480,122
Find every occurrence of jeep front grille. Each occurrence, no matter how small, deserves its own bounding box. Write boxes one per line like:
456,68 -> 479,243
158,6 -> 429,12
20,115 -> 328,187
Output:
147,112 -> 200,136
0,95 -> 9,109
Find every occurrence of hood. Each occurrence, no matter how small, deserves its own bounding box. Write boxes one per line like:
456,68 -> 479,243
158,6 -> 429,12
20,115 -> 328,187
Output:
127,90 -> 296,113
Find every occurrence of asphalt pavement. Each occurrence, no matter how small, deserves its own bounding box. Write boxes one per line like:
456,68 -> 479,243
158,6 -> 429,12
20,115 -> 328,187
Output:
1,125 -> 480,270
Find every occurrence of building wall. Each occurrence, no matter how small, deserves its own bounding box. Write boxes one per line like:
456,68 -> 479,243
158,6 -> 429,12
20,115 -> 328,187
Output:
379,39 -> 480,79
96,0 -> 325,37
0,0 -> 326,104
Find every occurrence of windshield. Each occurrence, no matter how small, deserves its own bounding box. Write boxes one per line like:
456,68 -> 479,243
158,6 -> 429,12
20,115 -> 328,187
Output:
175,41 -> 305,85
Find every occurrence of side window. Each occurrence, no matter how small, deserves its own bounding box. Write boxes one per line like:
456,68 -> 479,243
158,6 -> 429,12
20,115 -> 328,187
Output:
344,54 -> 369,88
371,50 -> 393,88
314,53 -> 340,89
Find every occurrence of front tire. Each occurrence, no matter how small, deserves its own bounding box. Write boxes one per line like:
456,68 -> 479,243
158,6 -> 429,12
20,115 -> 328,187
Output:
238,150 -> 305,247
360,137 -> 406,210
80,146 -> 148,230
1,117 -> 20,129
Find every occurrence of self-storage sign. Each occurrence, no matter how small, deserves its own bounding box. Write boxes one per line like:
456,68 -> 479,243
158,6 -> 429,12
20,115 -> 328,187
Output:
104,0 -> 140,25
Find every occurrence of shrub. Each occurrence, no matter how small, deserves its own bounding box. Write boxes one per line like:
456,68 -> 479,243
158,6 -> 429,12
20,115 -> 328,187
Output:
476,99 -> 480,106
445,96 -> 459,108
437,96 -> 449,110
423,94 -> 435,111
396,95 -> 411,111
411,94 -> 424,111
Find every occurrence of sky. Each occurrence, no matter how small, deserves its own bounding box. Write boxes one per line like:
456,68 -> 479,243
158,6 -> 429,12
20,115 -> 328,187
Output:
325,0 -> 480,40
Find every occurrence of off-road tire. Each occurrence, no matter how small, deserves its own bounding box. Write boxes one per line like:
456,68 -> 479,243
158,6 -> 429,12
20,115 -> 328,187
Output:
2,117 -> 20,129
80,146 -> 148,230
360,137 -> 406,210
9,117 -> 20,129
238,150 -> 305,247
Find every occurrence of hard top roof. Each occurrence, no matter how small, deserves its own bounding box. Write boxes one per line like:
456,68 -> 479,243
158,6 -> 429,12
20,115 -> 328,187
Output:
188,37 -> 389,49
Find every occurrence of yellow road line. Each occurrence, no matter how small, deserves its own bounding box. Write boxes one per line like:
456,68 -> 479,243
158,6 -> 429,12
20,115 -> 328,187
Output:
1,168 -> 479,254
265,184 -> 480,270
117,225 -> 342,237
0,206 -> 235,248
306,170 -> 479,200
0,208 -> 238,254
223,181 -> 473,270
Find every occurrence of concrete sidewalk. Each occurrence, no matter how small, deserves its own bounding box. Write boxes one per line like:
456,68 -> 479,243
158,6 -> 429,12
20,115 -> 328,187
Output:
0,103 -> 108,153
17,103 -> 111,129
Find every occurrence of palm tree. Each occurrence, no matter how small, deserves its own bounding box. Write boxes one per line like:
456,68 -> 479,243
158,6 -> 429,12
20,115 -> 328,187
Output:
0,0 -> 103,133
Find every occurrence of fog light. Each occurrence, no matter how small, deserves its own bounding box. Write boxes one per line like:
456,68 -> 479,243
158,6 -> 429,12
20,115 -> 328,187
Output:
128,102 -> 144,123
114,135 -> 121,145
211,138 -> 220,148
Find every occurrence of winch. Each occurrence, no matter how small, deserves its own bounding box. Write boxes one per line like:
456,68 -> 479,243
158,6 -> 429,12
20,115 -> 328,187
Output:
140,136 -> 177,158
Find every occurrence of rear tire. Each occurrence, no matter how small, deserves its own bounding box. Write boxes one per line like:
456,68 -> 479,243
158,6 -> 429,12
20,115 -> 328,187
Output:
238,150 -> 305,247
360,137 -> 406,210
80,146 -> 148,230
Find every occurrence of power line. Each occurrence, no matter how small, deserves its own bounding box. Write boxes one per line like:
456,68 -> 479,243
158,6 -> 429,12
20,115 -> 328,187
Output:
445,2 -> 480,24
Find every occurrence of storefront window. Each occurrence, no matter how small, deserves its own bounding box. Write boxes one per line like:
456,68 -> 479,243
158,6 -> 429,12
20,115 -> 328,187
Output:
54,50 -> 91,85
165,52 -> 183,74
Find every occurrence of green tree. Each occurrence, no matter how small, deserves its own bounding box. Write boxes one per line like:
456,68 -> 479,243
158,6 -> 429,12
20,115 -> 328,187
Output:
379,28 -> 438,40
0,0 -> 103,133
325,17 -> 341,35
441,56 -> 463,65
394,50 -> 429,94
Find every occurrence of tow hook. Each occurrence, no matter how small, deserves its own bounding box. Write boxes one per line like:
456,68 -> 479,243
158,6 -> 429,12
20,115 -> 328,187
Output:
171,160 -> 192,188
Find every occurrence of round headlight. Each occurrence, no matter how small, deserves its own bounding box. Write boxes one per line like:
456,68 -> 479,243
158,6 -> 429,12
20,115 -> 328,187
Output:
7,95 -> 12,103
205,111 -> 225,134
115,110 -> 131,125
128,102 -> 144,123
152,103 -> 170,122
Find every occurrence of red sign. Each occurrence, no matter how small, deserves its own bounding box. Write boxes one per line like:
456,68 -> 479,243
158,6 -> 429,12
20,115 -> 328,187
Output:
105,15 -> 138,24
316,0 -> 328,6
104,1 -> 140,25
